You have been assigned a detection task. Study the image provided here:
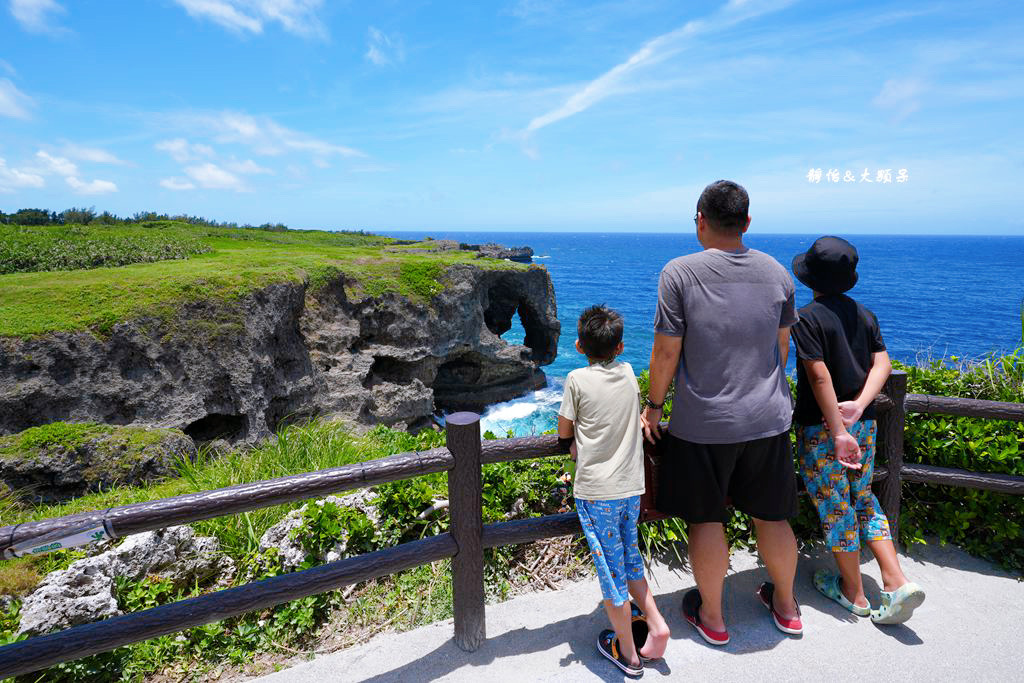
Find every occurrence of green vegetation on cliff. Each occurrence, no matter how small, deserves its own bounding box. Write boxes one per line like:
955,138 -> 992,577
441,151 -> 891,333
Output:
0,222 -> 529,338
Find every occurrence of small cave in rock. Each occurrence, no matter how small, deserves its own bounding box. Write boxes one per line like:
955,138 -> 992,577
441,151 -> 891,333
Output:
184,413 -> 248,443
264,397 -> 310,434
363,356 -> 433,388
434,355 -> 483,389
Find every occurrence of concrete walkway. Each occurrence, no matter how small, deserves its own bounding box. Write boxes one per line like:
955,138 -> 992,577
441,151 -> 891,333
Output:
253,542 -> 1023,682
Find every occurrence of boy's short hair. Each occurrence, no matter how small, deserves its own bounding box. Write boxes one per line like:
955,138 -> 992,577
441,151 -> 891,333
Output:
697,179 -> 749,235
577,305 -> 623,361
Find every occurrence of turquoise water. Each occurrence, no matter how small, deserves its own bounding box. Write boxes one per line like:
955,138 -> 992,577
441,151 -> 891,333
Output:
392,232 -> 1024,435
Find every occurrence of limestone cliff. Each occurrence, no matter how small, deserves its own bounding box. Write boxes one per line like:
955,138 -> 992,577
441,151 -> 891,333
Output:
0,264 -> 559,442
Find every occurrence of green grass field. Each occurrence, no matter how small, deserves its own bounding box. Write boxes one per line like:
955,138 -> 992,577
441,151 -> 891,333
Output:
0,223 -> 528,338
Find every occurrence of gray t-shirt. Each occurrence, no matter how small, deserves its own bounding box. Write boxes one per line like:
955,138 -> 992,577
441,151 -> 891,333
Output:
653,248 -> 797,444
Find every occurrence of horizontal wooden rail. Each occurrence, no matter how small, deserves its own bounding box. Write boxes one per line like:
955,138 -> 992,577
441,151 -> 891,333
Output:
905,394 -> 1024,421
0,534 -> 458,679
901,463 -> 1024,495
0,448 -> 453,557
482,512 -> 581,548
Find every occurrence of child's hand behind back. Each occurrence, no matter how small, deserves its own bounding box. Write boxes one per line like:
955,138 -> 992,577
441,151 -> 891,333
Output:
837,400 -> 864,428
833,431 -> 863,470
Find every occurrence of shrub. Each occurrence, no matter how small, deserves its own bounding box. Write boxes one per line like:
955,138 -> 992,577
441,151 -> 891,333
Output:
0,224 -> 211,274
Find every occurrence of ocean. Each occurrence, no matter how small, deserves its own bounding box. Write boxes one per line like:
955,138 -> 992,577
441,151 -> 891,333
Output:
390,231 -> 1024,436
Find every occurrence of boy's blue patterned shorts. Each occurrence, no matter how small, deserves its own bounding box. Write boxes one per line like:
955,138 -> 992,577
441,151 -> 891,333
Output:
575,496 -> 644,606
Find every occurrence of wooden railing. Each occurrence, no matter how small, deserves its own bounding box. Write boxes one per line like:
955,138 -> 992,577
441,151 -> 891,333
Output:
0,370 -> 1022,678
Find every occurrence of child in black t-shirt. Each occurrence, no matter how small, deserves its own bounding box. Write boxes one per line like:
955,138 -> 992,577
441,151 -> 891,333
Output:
790,236 -> 925,624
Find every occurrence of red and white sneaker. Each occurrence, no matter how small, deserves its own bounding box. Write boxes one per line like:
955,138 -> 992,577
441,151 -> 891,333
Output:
756,582 -> 803,635
682,589 -> 730,646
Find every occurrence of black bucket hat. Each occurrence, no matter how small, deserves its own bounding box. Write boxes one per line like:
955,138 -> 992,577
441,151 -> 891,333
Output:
792,236 -> 859,295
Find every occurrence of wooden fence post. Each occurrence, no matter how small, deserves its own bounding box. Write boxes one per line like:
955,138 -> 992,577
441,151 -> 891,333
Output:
877,370 -> 907,542
445,412 -> 485,652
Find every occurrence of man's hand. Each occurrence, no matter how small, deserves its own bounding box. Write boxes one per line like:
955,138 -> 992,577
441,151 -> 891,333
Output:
833,430 -> 862,470
641,406 -> 663,444
837,400 -> 864,428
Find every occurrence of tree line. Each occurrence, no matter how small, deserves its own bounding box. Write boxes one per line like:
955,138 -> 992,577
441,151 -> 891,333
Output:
0,207 -> 289,232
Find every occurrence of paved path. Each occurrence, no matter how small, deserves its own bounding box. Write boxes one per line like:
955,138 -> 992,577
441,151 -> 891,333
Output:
253,542 -> 1023,682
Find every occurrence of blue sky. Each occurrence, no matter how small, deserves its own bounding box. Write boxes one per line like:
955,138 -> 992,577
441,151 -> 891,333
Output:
1,0 -> 1023,233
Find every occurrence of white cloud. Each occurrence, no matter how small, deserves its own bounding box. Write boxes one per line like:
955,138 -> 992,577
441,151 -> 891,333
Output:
66,176 -> 118,195
185,162 -> 247,191
0,78 -> 33,119
520,0 -> 794,138
205,111 -> 364,159
62,143 -> 126,165
9,0 -> 66,33
172,0 -> 326,38
873,78 -> 926,119
0,60 -> 15,76
35,150 -> 78,176
365,27 -> 405,66
0,157 -> 44,192
225,158 -> 272,174
155,137 -> 215,162
160,177 -> 196,191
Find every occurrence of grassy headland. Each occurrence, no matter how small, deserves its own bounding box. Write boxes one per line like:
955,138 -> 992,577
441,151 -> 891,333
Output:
0,222 -> 529,338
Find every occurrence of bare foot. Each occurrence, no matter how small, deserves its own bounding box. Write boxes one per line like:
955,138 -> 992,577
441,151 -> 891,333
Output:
639,625 -> 671,660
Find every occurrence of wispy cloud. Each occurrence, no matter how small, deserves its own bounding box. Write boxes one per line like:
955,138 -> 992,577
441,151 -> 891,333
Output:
202,111 -> 364,158
160,177 -> 196,191
185,162 -> 247,191
0,78 -> 33,119
66,176 -> 118,195
155,137 -> 215,163
0,157 -> 44,192
0,60 -> 15,76
173,0 -> 326,39
365,27 -> 405,66
35,150 -> 78,176
873,77 -> 926,120
29,149 -> 118,194
9,0 -> 67,33
519,0 -> 795,141
61,143 -> 127,165
225,158 -> 272,174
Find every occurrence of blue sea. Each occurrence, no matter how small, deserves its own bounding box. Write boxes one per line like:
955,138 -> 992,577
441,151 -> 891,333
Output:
391,232 -> 1024,436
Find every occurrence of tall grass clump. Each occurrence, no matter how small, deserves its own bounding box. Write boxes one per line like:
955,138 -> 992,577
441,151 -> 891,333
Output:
0,224 -> 212,274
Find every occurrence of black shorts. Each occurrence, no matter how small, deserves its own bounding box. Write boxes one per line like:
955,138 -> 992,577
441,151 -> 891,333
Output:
656,430 -> 798,524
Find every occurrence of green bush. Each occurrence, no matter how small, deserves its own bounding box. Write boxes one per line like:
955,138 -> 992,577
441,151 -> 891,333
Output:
0,224 -> 212,274
897,353 -> 1024,571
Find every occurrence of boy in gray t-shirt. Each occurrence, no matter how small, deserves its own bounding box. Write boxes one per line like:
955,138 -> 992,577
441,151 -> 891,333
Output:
558,305 -> 669,676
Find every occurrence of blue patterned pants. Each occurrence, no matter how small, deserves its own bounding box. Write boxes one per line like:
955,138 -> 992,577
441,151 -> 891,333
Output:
575,496 -> 644,606
797,419 -> 892,553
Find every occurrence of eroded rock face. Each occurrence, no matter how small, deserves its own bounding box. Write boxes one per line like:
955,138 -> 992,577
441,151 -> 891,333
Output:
18,526 -> 233,636
0,264 -> 559,441
0,426 -> 196,503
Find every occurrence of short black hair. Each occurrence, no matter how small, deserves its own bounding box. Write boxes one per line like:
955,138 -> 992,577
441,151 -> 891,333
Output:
577,305 -> 623,361
696,179 -> 749,235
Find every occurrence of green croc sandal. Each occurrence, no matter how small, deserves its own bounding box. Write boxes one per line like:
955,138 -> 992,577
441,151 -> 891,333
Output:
813,570 -> 871,617
871,582 -> 926,625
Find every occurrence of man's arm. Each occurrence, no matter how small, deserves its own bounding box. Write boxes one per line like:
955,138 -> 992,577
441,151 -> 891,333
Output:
641,333 -> 682,443
802,359 -> 861,469
838,350 -> 892,427
778,326 -> 791,369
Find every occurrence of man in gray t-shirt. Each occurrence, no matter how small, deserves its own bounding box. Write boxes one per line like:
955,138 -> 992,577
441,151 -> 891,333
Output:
641,180 -> 803,644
